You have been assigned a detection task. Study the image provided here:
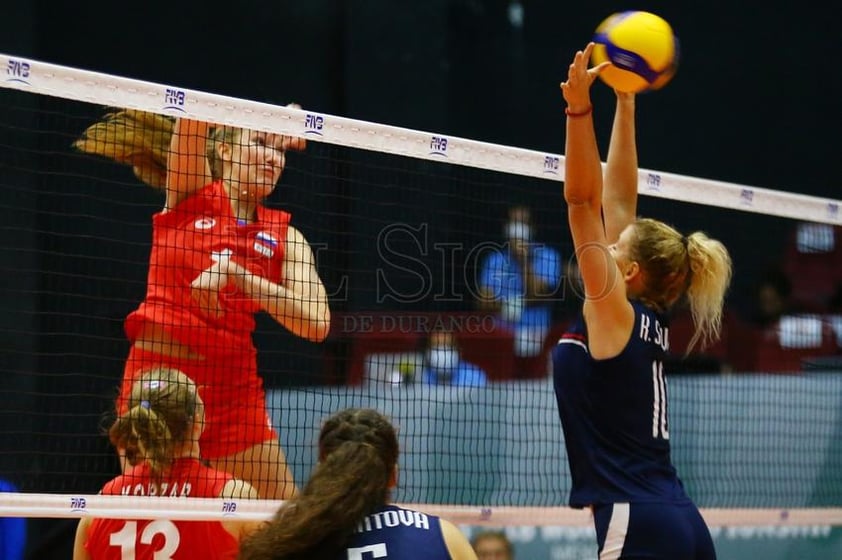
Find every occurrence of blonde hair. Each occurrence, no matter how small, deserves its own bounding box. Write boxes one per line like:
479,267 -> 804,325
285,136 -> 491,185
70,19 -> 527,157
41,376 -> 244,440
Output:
75,111 -> 303,188
74,109 -> 247,188
108,368 -> 200,482
631,218 -> 732,352
206,125 -> 243,181
73,110 -> 174,189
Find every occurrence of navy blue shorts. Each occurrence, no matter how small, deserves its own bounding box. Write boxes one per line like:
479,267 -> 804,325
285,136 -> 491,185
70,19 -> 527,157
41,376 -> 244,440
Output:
593,502 -> 716,559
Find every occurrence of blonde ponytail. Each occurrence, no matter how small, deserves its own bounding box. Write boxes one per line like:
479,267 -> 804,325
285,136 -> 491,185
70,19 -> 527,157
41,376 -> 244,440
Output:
684,232 -> 733,352
73,109 -> 175,189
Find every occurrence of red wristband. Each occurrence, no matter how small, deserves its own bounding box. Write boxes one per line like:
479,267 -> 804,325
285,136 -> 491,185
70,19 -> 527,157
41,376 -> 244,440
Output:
565,105 -> 593,117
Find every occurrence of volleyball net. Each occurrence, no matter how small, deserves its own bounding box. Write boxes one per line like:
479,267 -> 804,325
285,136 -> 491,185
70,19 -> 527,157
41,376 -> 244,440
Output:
1,52 -> 842,535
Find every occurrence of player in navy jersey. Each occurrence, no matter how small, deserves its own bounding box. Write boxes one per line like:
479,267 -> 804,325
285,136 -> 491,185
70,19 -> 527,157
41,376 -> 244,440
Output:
237,408 -> 477,560
553,43 -> 732,559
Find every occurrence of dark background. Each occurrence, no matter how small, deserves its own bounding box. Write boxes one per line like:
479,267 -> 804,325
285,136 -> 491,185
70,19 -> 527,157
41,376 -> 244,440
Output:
0,1 -> 838,557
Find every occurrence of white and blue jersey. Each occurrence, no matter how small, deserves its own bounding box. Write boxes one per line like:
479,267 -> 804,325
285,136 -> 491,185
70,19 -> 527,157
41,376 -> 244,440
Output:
342,505 -> 451,560
552,300 -> 689,508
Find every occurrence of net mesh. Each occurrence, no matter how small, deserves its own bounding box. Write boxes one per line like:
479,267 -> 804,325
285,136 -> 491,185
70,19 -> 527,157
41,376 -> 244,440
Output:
1,53 -> 841,534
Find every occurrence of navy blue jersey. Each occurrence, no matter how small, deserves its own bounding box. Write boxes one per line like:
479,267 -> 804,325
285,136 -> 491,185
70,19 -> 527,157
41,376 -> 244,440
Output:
342,505 -> 451,559
552,301 -> 690,508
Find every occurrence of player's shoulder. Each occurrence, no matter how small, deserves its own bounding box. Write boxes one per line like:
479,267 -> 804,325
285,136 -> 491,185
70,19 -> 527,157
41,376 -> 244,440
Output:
219,478 -> 260,500
100,474 -> 129,495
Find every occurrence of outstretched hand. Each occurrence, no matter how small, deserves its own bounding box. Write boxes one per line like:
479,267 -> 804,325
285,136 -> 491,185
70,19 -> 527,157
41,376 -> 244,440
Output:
560,43 -> 610,111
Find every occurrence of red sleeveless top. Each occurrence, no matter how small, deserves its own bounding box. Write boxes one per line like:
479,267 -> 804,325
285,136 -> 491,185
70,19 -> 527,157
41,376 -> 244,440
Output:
125,181 -> 291,358
84,458 -> 239,559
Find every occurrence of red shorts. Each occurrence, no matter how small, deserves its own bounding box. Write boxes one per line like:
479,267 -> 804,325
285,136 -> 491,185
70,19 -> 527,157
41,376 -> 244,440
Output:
119,346 -> 278,459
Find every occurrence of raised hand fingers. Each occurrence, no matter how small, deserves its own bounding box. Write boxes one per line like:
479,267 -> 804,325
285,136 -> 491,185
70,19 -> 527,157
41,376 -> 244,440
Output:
560,43 -> 611,106
571,43 -> 608,83
283,135 -> 307,152
589,61 -> 611,78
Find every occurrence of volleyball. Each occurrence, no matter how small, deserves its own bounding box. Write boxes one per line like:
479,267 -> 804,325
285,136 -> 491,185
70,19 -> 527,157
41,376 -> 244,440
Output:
591,11 -> 678,93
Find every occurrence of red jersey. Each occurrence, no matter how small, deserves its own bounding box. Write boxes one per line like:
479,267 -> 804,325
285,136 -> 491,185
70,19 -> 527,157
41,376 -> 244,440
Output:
125,181 -> 291,358
84,458 -> 239,560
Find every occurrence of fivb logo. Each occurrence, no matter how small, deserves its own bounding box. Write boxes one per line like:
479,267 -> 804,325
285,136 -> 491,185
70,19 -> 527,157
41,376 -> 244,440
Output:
739,188 -> 754,206
6,59 -> 31,84
222,501 -> 238,516
646,173 -> 662,191
70,497 -> 87,512
429,136 -> 448,157
305,113 -> 324,136
828,202 -> 839,221
543,155 -> 559,175
163,88 -> 186,112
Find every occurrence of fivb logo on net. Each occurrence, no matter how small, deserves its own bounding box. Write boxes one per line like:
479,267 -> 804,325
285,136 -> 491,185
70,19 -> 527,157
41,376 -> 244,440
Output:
222,501 -> 239,517
305,113 -> 324,136
5,58 -> 31,85
163,87 -> 187,112
70,496 -> 87,513
543,155 -> 560,175
429,135 -> 448,157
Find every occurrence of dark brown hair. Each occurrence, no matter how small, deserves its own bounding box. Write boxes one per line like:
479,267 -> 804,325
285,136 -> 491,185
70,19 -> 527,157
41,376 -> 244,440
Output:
238,408 -> 399,560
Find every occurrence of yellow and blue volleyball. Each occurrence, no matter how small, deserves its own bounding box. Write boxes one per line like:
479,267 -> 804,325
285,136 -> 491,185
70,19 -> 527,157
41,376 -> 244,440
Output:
591,11 -> 679,93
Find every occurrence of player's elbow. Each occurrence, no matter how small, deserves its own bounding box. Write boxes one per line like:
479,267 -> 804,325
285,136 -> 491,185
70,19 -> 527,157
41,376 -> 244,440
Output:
308,309 -> 331,342
564,190 -> 597,207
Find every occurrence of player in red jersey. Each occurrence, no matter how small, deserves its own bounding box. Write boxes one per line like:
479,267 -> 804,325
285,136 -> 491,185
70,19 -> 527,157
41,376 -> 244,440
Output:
74,109 -> 330,499
73,368 -> 262,560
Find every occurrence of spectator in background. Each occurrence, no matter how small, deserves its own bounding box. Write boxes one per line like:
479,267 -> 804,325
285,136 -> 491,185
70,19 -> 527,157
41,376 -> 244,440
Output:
477,205 -> 562,358
782,222 -> 842,312
472,530 -> 514,560
421,328 -> 488,387
748,266 -> 794,328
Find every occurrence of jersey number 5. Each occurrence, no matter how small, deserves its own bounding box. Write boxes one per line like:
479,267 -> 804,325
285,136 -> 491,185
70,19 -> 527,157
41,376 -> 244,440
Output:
652,360 -> 670,440
348,543 -> 388,559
